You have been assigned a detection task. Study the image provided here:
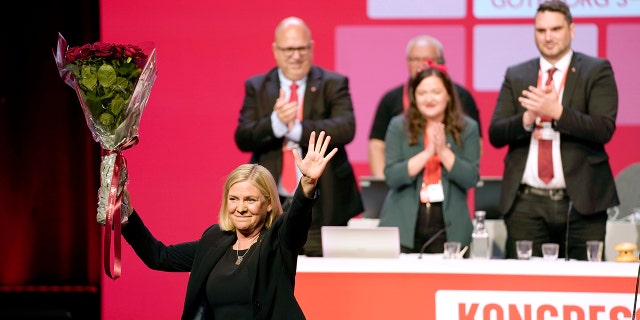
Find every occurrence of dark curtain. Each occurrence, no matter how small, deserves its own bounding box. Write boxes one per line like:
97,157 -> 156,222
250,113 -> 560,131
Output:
0,0 -> 101,297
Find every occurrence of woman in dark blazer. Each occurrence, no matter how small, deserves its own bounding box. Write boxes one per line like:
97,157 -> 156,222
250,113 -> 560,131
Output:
379,64 -> 480,254
122,131 -> 336,319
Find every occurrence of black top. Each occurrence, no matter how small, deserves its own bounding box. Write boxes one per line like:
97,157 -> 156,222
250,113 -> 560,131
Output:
206,245 -> 258,319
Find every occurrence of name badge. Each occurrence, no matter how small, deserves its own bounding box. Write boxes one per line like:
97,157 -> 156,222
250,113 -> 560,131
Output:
420,183 -> 444,203
539,127 -> 554,140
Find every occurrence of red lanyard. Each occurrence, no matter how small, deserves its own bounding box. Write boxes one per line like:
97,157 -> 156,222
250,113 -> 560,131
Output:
402,81 -> 410,111
422,129 -> 441,186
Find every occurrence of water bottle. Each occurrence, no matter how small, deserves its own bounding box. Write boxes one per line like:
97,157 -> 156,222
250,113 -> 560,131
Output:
470,210 -> 491,259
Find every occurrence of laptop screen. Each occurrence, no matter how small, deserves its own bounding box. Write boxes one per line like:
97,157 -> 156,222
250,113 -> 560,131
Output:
321,226 -> 400,258
474,177 -> 503,220
359,176 -> 390,219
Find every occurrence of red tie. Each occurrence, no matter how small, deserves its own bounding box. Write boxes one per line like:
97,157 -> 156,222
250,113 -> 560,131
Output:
281,82 -> 299,194
538,67 -> 557,184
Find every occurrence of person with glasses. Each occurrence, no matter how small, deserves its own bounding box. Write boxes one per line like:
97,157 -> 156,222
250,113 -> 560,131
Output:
234,16 -> 363,257
368,35 -> 481,178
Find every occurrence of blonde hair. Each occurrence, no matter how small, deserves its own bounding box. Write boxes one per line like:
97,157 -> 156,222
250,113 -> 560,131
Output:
218,164 -> 283,231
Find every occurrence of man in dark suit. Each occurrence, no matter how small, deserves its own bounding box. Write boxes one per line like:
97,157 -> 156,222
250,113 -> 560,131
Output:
488,0 -> 619,260
234,16 -> 363,257
368,35 -> 481,178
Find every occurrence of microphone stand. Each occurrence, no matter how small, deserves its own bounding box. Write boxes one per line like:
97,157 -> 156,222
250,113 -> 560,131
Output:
633,253 -> 640,320
418,222 -> 452,259
564,202 -> 572,261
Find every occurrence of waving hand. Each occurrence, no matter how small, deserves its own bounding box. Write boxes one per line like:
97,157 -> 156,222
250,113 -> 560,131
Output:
292,131 -> 337,196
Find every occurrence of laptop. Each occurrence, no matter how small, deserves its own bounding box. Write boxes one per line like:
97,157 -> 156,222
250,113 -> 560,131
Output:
359,176 -> 390,219
321,226 -> 400,258
474,177 -> 503,220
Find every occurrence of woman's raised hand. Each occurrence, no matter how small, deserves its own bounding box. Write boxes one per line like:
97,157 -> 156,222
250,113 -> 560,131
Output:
293,131 -> 337,183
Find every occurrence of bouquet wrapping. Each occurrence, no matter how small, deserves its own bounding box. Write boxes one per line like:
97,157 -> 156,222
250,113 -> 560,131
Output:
53,33 -> 157,279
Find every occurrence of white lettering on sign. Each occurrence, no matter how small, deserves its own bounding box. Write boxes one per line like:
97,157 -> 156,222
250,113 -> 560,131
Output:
474,0 -> 640,18
436,290 -> 638,320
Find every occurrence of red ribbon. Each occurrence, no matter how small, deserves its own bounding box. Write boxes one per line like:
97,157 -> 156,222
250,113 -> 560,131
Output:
418,59 -> 448,75
101,137 -> 138,280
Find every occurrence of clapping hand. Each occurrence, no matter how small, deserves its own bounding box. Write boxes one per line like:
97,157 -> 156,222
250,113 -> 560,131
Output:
292,131 -> 337,196
430,122 -> 448,155
519,84 -> 562,121
424,126 -> 436,156
274,88 -> 298,130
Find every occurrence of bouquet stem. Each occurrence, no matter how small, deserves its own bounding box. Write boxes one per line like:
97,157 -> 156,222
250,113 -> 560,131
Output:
100,138 -> 137,280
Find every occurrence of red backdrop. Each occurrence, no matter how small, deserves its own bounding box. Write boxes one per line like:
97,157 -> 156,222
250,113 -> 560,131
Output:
98,0 -> 640,318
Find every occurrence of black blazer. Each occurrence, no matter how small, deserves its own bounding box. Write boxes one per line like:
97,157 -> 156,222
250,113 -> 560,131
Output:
488,51 -> 619,215
122,185 -> 315,320
234,66 -> 363,225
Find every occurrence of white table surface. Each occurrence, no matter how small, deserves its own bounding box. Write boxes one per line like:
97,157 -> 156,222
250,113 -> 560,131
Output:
297,253 -> 640,277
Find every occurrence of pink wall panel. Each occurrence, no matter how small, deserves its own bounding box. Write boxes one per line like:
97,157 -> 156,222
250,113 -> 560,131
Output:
473,24 -> 598,91
336,26 -> 466,163
607,24 -> 640,125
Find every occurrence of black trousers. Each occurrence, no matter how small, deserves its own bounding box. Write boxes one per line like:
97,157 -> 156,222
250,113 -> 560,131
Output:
402,202 -> 446,254
504,188 -> 607,260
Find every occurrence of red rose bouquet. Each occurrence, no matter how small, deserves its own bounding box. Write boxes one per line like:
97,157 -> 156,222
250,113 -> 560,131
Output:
53,33 -> 157,279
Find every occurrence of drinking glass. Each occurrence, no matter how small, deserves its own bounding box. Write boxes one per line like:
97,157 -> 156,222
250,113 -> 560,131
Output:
443,242 -> 461,259
516,240 -> 533,260
541,243 -> 559,261
586,240 -> 603,262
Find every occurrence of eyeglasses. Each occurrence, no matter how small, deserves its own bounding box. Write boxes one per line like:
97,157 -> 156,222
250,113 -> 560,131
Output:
276,44 -> 312,57
408,57 -> 438,64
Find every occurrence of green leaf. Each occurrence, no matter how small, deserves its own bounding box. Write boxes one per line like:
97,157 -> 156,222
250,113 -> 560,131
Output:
97,64 -> 117,88
79,65 -> 98,91
110,95 -> 126,116
99,112 -> 115,127
85,91 -> 103,118
113,77 -> 130,94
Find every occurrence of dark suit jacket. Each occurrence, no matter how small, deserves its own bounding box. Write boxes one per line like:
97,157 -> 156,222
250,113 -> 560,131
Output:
122,185 -> 315,320
234,66 -> 363,226
488,51 -> 619,215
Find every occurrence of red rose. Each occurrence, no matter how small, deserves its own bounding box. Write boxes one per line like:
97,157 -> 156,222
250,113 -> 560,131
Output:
91,42 -> 116,58
111,45 -> 126,60
66,47 -> 82,63
123,45 -> 148,68
78,44 -> 94,60
123,45 -> 144,58
66,43 -> 92,62
65,40 -> 149,64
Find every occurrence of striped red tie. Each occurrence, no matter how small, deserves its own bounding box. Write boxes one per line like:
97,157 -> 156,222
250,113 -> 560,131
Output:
281,82 -> 299,194
538,67 -> 557,184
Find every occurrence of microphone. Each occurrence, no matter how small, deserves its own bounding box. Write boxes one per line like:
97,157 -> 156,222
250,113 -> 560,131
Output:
418,221 -> 452,259
564,201 -> 572,261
